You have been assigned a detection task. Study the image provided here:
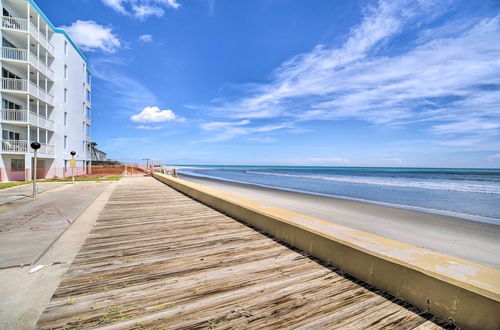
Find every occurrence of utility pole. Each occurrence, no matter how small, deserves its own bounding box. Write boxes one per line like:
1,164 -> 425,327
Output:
70,151 -> 76,184
30,142 -> 41,198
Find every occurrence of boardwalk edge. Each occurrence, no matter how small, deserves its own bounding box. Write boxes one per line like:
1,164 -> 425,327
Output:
153,173 -> 500,330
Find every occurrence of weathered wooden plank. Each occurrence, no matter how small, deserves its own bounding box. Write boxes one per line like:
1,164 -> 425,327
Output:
36,176 -> 451,329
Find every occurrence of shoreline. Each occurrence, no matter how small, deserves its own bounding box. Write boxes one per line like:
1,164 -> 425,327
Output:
180,171 -> 500,224
180,173 -> 500,269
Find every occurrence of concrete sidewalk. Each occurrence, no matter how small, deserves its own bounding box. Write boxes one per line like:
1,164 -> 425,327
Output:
0,182 -> 67,206
0,182 -> 110,269
0,181 -> 117,330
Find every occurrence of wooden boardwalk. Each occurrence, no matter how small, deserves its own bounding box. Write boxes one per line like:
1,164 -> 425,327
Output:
37,176 -> 451,329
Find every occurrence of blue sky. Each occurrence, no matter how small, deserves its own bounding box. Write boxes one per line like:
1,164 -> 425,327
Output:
39,0 -> 500,167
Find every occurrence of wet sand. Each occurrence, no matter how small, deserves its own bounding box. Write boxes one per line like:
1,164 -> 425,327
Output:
181,174 -> 500,269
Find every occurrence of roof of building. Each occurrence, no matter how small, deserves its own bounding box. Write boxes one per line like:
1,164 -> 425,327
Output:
26,0 -> 90,70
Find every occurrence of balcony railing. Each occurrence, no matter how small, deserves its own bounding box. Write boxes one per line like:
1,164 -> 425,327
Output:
1,78 -> 54,105
86,117 -> 92,126
1,16 -> 54,54
28,21 -> 54,54
1,46 -> 27,61
2,16 -> 27,31
1,47 -> 54,80
38,143 -> 54,155
1,109 -> 55,130
85,133 -> 91,141
1,140 -> 54,154
1,140 -> 27,153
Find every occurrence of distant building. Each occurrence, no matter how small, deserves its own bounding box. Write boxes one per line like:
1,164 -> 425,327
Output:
91,148 -> 107,162
0,0 -> 92,181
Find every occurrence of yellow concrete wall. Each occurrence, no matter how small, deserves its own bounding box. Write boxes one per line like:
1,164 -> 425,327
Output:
153,173 -> 500,330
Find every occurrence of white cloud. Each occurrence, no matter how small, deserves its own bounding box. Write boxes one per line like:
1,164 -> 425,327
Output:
102,0 -> 180,19
200,120 -> 290,142
102,0 -> 127,14
61,20 -> 120,53
136,125 -> 162,130
487,154 -> 500,162
201,0 -> 499,147
131,106 -> 182,123
166,0 -> 181,9
308,157 -> 350,165
138,34 -> 153,42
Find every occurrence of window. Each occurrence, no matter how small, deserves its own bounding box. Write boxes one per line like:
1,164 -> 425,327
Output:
82,141 -> 85,152
64,112 -> 68,126
64,65 -> 68,80
2,98 -> 21,109
83,63 -> 86,74
83,122 -> 85,133
2,130 -> 20,140
64,41 -> 68,56
64,88 -> 68,102
11,159 -> 25,172
2,38 -> 16,48
64,135 -> 67,149
2,68 -> 21,79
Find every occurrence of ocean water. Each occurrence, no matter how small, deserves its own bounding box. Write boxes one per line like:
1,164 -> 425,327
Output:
177,166 -> 500,223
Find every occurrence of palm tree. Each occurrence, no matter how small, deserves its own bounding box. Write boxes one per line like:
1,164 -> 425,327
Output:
90,142 -> 99,161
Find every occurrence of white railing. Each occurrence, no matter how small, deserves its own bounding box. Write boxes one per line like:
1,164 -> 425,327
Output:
0,109 -> 54,130
28,81 -> 54,105
38,143 -> 54,155
85,133 -> 91,141
1,78 -> 27,91
86,117 -> 92,126
1,140 -> 28,153
28,22 -> 54,55
1,48 -> 54,80
1,109 -> 27,122
28,52 -> 53,80
2,16 -> 27,31
1,47 -> 27,61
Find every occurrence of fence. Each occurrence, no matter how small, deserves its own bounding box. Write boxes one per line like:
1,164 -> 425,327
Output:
0,164 -> 148,182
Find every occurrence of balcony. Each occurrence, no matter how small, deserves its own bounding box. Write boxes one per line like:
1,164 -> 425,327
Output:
2,109 -> 55,130
85,133 -> 91,142
1,16 -> 55,55
1,16 -> 27,31
1,139 -> 27,152
1,47 -> 54,80
1,78 -> 54,105
1,109 -> 55,131
1,139 -> 54,155
38,143 -> 54,155
86,117 -> 92,126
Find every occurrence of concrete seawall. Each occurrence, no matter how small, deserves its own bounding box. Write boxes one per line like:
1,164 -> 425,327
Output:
154,172 -> 500,329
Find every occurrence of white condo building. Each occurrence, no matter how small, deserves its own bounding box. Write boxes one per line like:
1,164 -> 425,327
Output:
0,0 -> 92,181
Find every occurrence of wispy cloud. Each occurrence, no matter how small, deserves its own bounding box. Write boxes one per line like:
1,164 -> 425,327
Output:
487,154 -> 500,162
138,34 -> 153,42
135,125 -> 163,130
91,57 -> 157,115
307,157 -> 351,165
199,0 -> 499,147
102,0 -> 180,20
61,20 -> 121,53
200,120 -> 291,142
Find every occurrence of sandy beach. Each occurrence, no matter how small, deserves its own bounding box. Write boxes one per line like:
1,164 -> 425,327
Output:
181,174 -> 500,269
